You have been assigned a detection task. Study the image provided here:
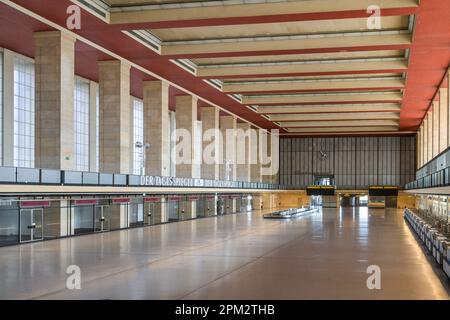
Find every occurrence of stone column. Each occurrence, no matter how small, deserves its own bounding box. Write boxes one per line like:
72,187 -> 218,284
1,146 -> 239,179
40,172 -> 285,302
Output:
34,31 -> 76,170
432,100 -> 440,157
143,80 -> 170,176
175,95 -> 198,178
439,87 -> 448,153
417,128 -> 422,168
2,49 -> 15,166
427,112 -> 433,162
220,115 -> 237,181
270,133 -> 279,184
236,122 -> 251,182
98,60 -> 131,174
200,106 -> 220,180
250,128 -> 262,183
423,116 -> 429,163
262,132 -> 272,184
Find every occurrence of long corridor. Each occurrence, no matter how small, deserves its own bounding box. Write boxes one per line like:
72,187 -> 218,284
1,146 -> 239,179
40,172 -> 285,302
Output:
0,208 -> 448,300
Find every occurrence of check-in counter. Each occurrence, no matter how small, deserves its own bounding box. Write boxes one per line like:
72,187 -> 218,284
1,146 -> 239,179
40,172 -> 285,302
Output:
403,208 -> 450,279
434,236 -> 448,265
444,242 -> 450,278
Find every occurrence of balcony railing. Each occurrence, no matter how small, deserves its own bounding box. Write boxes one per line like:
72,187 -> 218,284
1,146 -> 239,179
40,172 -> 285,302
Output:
0,166 -> 291,190
405,168 -> 449,190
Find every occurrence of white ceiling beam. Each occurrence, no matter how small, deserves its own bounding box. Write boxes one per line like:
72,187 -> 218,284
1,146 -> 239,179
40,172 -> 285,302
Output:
109,0 -> 418,25
222,77 -> 405,92
242,92 -> 403,105
257,103 -> 401,114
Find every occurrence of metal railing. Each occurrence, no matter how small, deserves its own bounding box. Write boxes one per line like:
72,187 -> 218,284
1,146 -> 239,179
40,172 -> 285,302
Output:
405,167 -> 449,190
0,166 -> 292,190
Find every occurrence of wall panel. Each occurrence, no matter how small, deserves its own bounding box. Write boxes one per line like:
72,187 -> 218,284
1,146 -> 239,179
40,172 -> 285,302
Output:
279,136 -> 415,188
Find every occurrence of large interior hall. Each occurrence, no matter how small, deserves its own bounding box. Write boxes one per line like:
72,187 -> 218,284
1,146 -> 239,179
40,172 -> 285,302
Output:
0,0 -> 450,302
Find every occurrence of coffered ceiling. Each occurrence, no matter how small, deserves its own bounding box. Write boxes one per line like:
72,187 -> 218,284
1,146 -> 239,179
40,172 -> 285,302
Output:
109,0 -> 415,134
6,0 -> 450,136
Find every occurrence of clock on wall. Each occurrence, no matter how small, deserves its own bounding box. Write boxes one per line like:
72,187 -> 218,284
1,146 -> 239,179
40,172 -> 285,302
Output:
318,150 -> 328,161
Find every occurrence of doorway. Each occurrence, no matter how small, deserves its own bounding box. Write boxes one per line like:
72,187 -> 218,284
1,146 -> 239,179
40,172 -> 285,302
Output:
94,205 -> 110,232
19,208 -> 43,243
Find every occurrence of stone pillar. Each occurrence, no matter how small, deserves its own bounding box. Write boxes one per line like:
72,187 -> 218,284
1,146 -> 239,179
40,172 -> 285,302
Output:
262,131 -> 273,184
200,106 -> 220,180
439,87 -> 448,153
34,31 -> 76,170
143,80 -> 170,176
98,60 -> 131,174
423,116 -> 429,163
427,112 -> 433,162
2,49 -> 15,166
220,115 -> 237,181
175,95 -> 198,178
250,128 -> 262,183
432,100 -> 440,157
236,122 -> 251,182
417,128 -> 422,168
270,133 -> 279,184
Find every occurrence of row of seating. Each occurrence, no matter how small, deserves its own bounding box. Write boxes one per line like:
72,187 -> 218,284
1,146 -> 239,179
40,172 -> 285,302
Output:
404,208 -> 450,279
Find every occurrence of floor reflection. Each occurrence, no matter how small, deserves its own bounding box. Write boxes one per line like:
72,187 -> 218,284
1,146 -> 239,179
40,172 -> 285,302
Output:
0,207 -> 448,300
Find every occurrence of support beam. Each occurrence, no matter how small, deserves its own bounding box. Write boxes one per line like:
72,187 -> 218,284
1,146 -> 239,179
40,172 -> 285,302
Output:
161,33 -> 411,57
268,112 -> 399,122
222,77 -> 405,93
257,103 -> 401,114
98,60 -> 131,174
34,31 -> 76,170
110,0 -> 418,27
200,60 -> 408,78
279,119 -> 398,128
287,126 -> 399,133
242,92 -> 402,105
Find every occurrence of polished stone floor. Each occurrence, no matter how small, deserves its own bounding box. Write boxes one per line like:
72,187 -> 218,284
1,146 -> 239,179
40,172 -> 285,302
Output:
0,207 -> 449,300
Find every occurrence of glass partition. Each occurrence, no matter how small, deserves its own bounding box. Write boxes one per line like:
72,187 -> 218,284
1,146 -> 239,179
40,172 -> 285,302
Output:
144,196 -> 164,225
129,197 -> 144,227
167,197 -> 180,222
0,201 -> 19,246
195,196 -> 206,218
73,204 -> 94,235
0,192 -> 255,247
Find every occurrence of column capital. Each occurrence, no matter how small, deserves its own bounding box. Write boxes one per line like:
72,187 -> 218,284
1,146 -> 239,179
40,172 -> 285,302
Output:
33,30 -> 76,43
143,79 -> 170,89
98,59 -> 131,71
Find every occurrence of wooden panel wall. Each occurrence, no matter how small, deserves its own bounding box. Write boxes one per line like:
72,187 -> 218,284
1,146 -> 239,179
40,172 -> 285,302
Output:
279,136 -> 416,188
